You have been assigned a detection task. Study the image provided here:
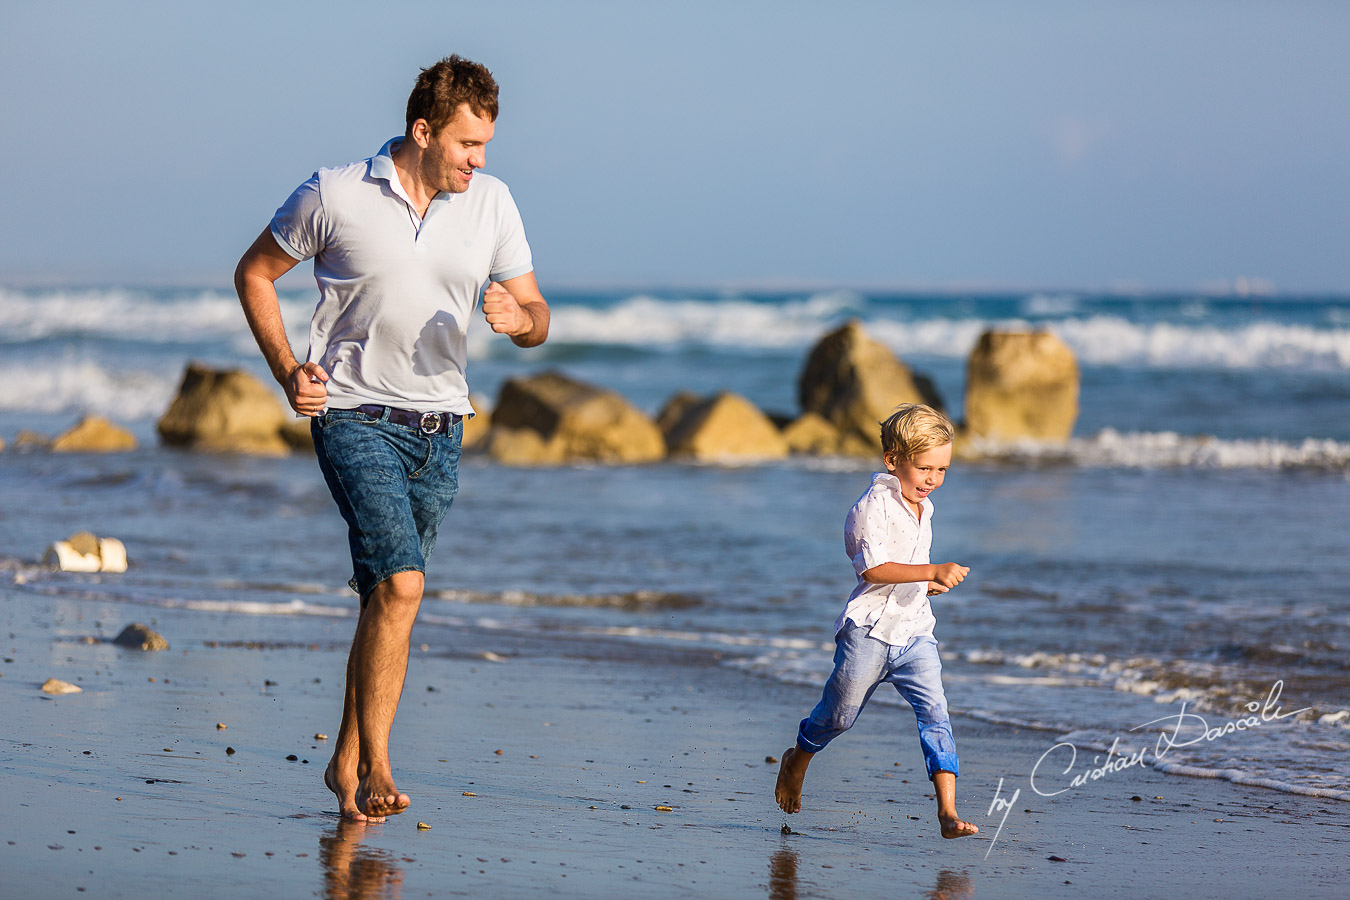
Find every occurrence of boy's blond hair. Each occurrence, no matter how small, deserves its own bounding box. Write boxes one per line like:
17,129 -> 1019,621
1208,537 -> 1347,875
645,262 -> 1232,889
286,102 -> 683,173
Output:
880,403 -> 954,460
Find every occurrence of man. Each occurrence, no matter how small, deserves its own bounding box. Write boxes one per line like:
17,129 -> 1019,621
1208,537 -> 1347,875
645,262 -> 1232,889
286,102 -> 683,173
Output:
235,55 -> 549,821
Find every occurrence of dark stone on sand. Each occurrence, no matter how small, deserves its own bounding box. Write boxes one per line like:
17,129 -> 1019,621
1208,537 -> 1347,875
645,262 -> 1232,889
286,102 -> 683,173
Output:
112,623 -> 169,651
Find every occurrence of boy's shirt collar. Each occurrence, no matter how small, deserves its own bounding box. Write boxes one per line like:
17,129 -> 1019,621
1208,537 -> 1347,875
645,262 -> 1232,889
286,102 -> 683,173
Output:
872,471 -> 934,522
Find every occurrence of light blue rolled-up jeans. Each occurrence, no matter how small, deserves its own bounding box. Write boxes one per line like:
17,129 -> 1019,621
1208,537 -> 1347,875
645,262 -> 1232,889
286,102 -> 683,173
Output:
797,622 -> 959,779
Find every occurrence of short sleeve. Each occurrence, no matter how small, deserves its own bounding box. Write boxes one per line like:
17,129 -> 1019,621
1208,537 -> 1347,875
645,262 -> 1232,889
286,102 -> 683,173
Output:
848,490 -> 893,576
269,174 -> 326,261
488,185 -> 533,282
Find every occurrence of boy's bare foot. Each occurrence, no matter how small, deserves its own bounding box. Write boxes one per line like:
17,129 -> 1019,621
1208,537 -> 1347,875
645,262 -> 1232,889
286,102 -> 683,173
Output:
325,761 -> 384,823
932,771 -> 976,837
775,747 -> 813,814
939,814 -> 979,838
356,773 -> 411,819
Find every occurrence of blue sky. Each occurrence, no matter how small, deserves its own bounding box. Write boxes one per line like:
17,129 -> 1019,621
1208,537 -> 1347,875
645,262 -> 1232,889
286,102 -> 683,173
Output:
2,1 -> 1346,292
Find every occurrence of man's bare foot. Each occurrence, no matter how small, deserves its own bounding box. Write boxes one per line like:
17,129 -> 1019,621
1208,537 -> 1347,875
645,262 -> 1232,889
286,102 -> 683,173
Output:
356,774 -> 411,819
775,747 -> 813,814
939,815 -> 979,838
325,762 -> 385,823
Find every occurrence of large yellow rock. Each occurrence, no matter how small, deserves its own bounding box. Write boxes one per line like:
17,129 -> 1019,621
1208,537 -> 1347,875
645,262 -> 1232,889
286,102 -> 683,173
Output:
461,394 -> 492,451
963,330 -> 1079,443
659,392 -> 789,463
782,411 -> 842,455
279,418 -> 315,453
157,364 -> 290,455
798,320 -> 938,456
51,416 -> 138,452
486,371 -> 665,465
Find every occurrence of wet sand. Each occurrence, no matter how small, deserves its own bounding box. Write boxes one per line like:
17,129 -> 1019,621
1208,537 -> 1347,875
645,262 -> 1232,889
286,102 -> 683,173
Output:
2,592 -> 1348,898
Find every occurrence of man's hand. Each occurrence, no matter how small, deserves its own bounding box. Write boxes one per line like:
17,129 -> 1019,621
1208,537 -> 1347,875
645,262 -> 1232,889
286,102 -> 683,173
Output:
482,282 -> 532,337
285,361 -> 329,417
932,563 -> 970,590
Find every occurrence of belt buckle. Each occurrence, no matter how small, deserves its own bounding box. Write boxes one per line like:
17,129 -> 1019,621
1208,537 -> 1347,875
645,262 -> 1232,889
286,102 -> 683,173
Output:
418,411 -> 443,435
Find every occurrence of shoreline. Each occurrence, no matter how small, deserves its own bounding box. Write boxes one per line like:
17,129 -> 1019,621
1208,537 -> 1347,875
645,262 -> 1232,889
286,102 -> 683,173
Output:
3,591 -> 1348,897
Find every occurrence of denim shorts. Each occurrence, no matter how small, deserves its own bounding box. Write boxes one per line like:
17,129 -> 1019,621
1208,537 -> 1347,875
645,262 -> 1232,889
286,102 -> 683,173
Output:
312,408 -> 463,598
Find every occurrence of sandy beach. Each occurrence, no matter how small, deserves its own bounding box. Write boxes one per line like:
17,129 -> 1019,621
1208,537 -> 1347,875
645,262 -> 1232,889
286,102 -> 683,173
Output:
2,585 -> 1347,900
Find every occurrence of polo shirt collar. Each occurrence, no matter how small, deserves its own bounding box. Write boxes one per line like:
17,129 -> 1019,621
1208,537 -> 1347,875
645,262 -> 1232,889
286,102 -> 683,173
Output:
370,137 -> 402,185
369,137 -> 457,214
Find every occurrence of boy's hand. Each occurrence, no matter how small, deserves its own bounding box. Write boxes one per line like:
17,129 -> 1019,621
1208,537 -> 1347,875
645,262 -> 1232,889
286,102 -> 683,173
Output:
926,581 -> 947,596
933,563 -> 969,590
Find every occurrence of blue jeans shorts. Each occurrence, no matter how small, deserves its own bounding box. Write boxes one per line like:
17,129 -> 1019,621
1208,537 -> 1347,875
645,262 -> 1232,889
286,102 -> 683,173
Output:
797,623 -> 959,779
312,408 -> 463,599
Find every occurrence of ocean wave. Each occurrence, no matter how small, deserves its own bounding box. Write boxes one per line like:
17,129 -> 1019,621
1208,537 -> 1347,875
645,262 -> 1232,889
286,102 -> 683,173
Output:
6,286 -> 1349,371
547,292 -> 863,350
972,430 -> 1350,470
0,359 -> 178,419
0,286 -> 314,344
551,299 -> 1350,370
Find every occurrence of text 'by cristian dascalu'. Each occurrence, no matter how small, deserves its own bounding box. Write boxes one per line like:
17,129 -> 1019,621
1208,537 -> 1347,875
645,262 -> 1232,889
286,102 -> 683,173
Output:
981,680 -> 1309,857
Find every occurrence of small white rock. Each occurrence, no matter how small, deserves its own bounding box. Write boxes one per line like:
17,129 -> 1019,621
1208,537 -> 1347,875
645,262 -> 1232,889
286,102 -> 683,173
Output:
98,538 -> 128,573
42,678 -> 82,695
43,541 -> 100,573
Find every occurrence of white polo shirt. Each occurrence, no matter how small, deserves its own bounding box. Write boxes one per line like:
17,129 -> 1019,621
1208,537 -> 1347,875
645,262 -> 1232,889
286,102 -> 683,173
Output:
835,472 -> 938,646
270,138 -> 534,415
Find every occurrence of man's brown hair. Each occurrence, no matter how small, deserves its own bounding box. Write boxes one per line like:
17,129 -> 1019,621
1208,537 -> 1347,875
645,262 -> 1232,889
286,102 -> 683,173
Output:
405,55 -> 499,136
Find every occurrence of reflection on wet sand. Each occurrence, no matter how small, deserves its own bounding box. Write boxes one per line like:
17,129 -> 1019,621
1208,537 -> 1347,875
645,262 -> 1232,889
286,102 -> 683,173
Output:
320,820 -> 405,900
769,847 -> 799,900
926,868 -> 973,899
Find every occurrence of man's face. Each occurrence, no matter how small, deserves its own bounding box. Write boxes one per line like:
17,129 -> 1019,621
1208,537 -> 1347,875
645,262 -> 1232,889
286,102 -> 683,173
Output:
422,104 -> 495,194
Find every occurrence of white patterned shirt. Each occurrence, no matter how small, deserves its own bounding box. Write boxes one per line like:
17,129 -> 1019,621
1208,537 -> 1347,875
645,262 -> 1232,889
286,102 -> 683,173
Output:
834,472 -> 937,645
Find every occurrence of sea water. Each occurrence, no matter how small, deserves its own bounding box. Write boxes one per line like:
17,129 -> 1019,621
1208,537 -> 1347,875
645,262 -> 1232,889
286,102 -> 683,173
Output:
2,285 -> 1348,801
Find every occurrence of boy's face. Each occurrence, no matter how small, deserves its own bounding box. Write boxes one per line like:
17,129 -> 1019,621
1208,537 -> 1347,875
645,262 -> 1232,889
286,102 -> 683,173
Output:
883,442 -> 953,508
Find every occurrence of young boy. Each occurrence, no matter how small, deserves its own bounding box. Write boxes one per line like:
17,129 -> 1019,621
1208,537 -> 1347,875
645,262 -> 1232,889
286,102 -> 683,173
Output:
775,403 -> 978,838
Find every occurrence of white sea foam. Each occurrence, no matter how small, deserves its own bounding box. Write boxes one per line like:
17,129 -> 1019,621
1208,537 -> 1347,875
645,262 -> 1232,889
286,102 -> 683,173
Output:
0,286 -> 314,344
547,298 -> 1350,370
546,291 -> 863,350
6,286 -> 1349,370
974,430 -> 1350,470
0,358 -> 178,418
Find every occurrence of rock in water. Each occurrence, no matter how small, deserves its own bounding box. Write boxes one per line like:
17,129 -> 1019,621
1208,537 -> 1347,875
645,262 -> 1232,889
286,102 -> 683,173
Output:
486,371 -> 665,464
42,678 -> 82,695
157,363 -> 290,455
51,416 -> 138,452
461,394 -> 492,451
798,321 -> 941,456
963,330 -> 1079,443
112,623 -> 170,652
278,418 -> 315,453
659,392 -> 789,462
781,412 -> 842,455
